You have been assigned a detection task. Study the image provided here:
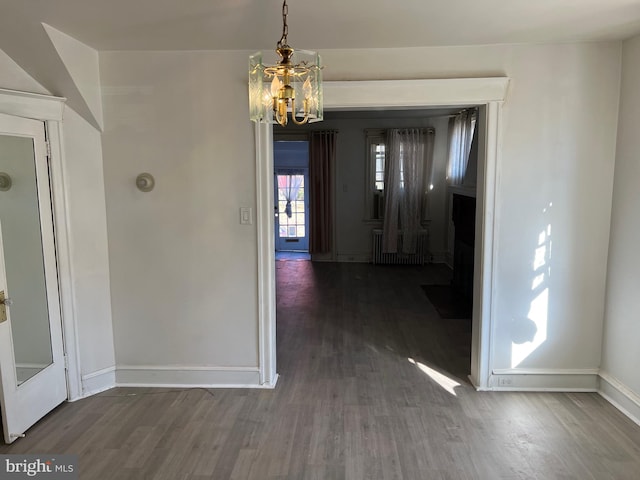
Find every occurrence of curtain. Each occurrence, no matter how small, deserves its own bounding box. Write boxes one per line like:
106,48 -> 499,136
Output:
277,174 -> 304,217
446,109 -> 477,186
382,128 -> 434,254
309,131 -> 336,254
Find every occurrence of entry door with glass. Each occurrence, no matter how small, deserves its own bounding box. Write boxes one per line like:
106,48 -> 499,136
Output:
0,113 -> 67,444
274,170 -> 309,251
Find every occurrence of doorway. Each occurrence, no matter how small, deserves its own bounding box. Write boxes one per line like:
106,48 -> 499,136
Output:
274,140 -> 310,254
254,78 -> 509,389
0,113 -> 67,444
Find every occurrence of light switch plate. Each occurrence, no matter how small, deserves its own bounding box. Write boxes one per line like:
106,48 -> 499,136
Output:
240,207 -> 253,225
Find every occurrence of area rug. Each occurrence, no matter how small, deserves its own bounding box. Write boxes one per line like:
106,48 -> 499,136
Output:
421,284 -> 472,319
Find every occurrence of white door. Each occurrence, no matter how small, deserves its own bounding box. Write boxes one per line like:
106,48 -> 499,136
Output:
0,113 -> 67,444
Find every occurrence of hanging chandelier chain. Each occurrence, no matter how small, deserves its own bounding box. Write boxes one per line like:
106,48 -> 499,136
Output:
278,0 -> 289,48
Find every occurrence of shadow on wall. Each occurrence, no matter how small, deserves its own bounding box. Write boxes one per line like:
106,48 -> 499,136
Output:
510,202 -> 553,368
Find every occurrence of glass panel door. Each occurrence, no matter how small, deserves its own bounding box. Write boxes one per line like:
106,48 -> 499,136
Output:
0,113 -> 67,444
0,135 -> 53,384
275,172 -> 309,252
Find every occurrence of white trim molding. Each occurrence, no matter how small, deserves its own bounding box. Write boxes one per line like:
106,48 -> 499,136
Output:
487,368 -> 599,392
335,253 -> 371,263
428,251 -> 450,264
255,77 -> 510,392
0,88 -> 65,121
115,365 -> 275,389
324,78 -> 510,110
255,121 -> 277,388
80,366 -> 116,398
0,90 -> 83,401
46,120 -> 83,401
598,371 -> 640,427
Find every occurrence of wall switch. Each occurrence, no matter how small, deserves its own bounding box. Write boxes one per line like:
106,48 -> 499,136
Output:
240,207 -> 253,225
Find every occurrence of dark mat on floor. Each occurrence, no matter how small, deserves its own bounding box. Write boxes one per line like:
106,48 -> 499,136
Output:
421,284 -> 472,319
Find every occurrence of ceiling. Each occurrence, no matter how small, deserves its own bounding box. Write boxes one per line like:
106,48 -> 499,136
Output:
2,0 -> 640,52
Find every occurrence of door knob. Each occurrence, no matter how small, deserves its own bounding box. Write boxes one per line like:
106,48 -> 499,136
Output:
0,290 -> 9,323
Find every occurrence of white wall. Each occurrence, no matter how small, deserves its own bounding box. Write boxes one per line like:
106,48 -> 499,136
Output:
100,42 -> 620,388
601,34 -> 640,421
100,51 -> 260,386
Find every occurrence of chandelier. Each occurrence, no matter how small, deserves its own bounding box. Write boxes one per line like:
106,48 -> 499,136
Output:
249,0 -> 323,126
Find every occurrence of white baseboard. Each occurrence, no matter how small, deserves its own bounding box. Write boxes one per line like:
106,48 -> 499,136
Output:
310,253 -> 334,262
336,253 -> 370,263
80,366 -> 116,398
489,368 -> 599,391
444,252 -> 453,269
428,251 -> 450,264
114,365 -> 272,389
598,371 -> 640,427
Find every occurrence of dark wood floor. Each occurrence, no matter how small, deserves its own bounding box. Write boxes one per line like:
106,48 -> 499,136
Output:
2,261 -> 640,479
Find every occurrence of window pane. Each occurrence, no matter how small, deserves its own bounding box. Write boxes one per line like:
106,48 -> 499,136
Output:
374,145 -> 385,192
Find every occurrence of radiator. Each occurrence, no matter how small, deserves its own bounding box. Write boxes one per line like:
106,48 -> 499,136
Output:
372,229 -> 429,265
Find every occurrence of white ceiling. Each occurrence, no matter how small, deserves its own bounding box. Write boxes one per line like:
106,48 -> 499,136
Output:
2,0 -> 640,52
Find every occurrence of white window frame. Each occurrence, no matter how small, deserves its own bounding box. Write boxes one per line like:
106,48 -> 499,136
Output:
364,129 -> 386,222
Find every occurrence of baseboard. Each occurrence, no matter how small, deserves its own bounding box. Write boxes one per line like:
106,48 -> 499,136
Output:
310,253 -> 334,262
429,251 -> 450,264
489,368 -> 599,391
80,366 -> 116,398
598,371 -> 640,427
445,252 -> 453,269
336,253 -> 370,263
115,365 -> 270,389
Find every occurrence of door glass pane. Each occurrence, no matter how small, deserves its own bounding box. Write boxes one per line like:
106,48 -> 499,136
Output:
277,174 -> 306,239
0,135 -> 53,386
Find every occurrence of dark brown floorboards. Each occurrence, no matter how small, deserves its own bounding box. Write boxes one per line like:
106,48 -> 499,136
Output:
2,262 -> 640,479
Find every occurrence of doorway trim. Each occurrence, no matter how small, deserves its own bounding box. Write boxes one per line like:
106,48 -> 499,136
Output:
255,77 -> 509,389
0,88 -> 82,400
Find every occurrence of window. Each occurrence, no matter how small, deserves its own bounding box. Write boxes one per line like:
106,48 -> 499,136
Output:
446,108 -> 477,186
365,128 -> 435,222
374,143 -> 385,191
365,130 -> 386,220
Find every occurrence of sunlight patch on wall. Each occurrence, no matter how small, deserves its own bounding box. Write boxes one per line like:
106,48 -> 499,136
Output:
512,288 -> 549,367
511,208 -> 552,368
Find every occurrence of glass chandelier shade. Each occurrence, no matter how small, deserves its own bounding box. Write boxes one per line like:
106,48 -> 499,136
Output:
249,1 -> 323,126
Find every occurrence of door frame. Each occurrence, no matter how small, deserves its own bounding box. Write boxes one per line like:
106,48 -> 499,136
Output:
0,88 -> 82,400
255,78 -> 509,389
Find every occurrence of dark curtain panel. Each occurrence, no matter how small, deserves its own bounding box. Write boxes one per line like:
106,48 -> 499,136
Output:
309,131 -> 336,254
